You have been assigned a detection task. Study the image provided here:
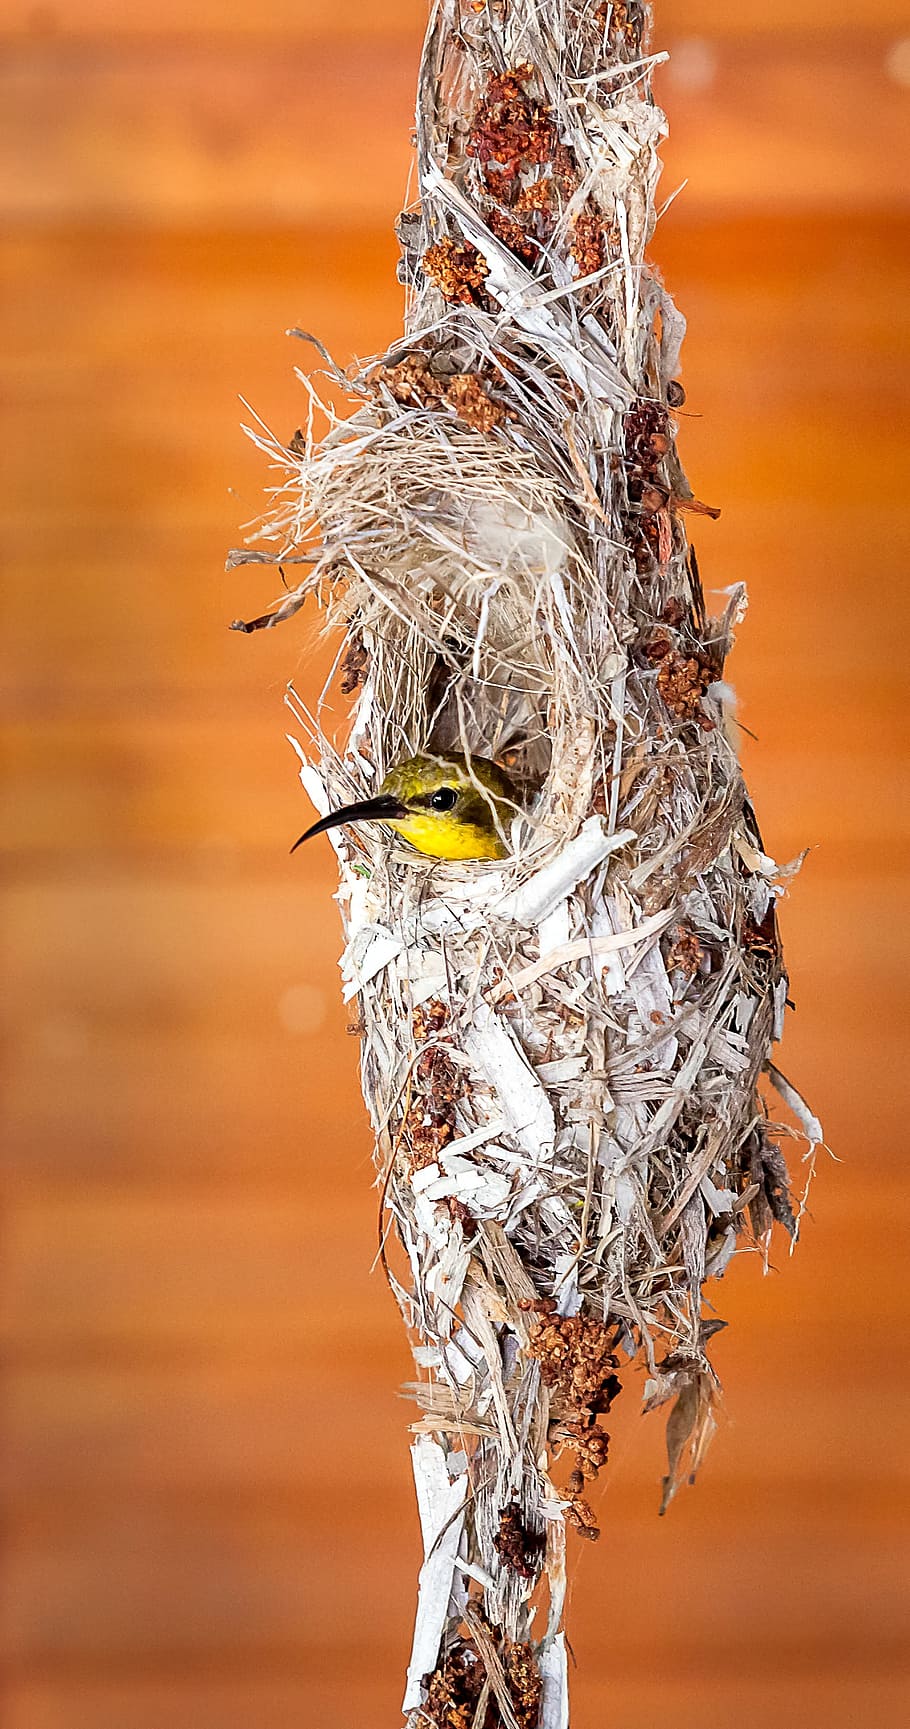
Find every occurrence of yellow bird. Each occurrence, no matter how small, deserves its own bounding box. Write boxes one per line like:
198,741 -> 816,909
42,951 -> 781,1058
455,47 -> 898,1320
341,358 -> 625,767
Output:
291,751 -> 518,861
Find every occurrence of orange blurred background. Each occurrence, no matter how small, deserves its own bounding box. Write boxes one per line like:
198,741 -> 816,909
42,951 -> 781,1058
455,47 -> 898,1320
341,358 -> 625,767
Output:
1,3 -> 908,1726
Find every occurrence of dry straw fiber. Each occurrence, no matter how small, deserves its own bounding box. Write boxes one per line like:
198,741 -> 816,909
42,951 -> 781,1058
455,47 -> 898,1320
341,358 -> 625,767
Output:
232,2 -> 821,1722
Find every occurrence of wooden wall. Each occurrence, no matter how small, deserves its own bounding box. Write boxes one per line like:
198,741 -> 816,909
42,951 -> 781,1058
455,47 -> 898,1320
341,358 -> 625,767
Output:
1,4 -> 908,1725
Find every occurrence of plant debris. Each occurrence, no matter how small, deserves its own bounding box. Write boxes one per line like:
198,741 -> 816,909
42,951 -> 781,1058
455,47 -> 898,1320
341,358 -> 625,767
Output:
564,1494 -> 601,1541
445,372 -> 508,433
655,646 -> 715,724
424,1632 -> 542,1729
468,66 -> 556,184
402,1042 -> 462,1172
493,1502 -> 545,1580
665,922 -> 706,981
487,205 -> 539,264
424,237 -> 490,303
339,630 -> 369,695
523,1298 -> 621,1534
571,210 -> 606,277
525,1299 -> 621,1421
424,1645 -> 486,1729
374,354 -> 506,432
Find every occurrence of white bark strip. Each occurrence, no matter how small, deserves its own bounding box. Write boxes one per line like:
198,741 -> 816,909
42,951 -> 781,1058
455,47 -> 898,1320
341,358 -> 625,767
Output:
403,1438 -> 469,1711
462,1001 -> 557,1162
539,1635 -> 570,1729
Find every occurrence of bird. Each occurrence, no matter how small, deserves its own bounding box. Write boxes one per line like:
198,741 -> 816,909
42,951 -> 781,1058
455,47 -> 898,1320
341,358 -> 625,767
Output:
291,751 -> 519,860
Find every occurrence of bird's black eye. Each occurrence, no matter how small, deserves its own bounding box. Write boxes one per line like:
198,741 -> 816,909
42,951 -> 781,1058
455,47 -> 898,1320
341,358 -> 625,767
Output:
430,786 -> 458,812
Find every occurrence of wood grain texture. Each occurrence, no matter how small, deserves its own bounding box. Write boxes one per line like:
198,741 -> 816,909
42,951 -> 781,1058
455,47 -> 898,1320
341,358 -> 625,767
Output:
4,0 -> 909,36
5,1678 -> 910,1729
0,35 -> 906,224
1,4 -> 908,1725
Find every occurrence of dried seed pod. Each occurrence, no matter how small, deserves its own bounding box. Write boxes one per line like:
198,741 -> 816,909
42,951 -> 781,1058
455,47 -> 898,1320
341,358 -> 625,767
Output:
423,237 -> 489,303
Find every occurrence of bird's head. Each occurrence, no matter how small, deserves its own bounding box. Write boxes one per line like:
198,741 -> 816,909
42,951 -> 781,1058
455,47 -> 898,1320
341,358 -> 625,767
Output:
292,751 -> 518,861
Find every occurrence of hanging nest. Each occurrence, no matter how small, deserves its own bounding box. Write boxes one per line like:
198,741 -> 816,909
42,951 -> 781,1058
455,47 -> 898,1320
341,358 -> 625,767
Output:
230,3 -> 822,1722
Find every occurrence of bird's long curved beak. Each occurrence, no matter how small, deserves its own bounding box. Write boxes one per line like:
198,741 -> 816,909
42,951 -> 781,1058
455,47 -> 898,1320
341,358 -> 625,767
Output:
290,794 -> 408,853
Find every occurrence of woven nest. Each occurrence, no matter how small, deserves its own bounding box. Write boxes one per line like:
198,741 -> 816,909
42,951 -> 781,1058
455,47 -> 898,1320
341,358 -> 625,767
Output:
231,3 -> 821,1723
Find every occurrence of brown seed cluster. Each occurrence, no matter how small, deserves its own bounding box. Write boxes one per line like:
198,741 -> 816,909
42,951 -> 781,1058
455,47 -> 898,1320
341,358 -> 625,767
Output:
339,631 -> 368,696
484,182 -> 556,262
493,1501 -> 545,1580
504,1640 -> 544,1729
468,67 -> 555,183
445,372 -> 508,433
460,66 -> 600,289
413,997 -> 449,1042
621,399 -> 673,572
486,205 -> 538,263
424,236 -> 489,304
624,399 -> 671,501
403,1003 -> 462,1170
523,1298 -> 621,1542
666,922 -> 705,980
556,1419 -> 611,1485
424,1637 -> 541,1729
376,353 -> 446,405
424,1646 -> 484,1729
408,1044 -> 463,1168
414,1042 -> 461,1109
482,166 -> 519,207
645,613 -> 717,727
403,1095 -> 456,1168
515,176 -> 555,216
374,354 -> 506,435
594,0 -> 644,52
467,67 -> 580,263
565,1494 -> 601,1541
655,646 -> 714,723
571,210 -> 606,277
525,1299 -> 621,1417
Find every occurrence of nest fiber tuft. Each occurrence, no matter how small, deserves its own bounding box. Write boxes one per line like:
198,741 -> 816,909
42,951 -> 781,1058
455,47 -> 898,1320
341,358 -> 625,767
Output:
233,3 -> 821,1722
